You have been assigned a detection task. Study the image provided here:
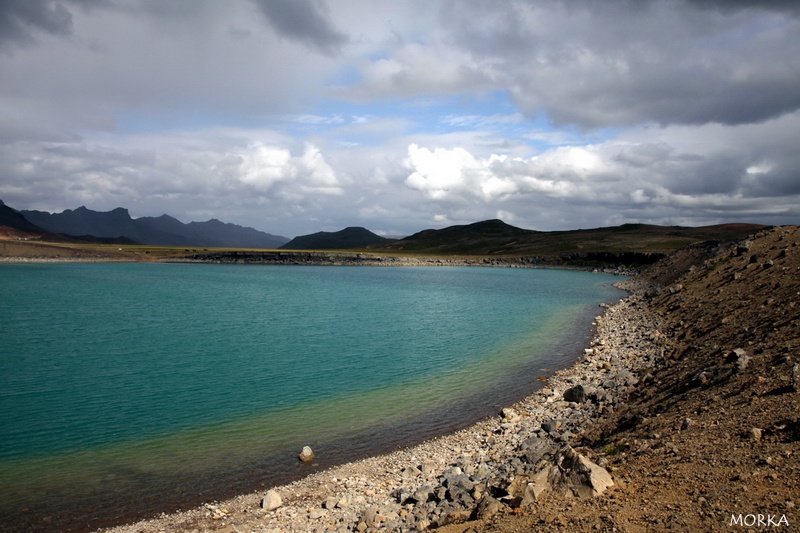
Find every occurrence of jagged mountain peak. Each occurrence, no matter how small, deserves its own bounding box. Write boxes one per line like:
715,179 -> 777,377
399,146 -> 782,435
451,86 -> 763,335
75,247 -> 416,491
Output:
17,203 -> 289,248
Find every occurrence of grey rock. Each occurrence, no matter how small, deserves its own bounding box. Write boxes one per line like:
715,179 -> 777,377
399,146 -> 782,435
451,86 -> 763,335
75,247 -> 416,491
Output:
442,466 -> 463,478
445,472 -> 473,491
528,446 -> 614,499
308,508 -> 326,520
563,384 -> 588,403
437,509 -> 472,527
615,369 -> 638,386
727,348 -> 751,373
413,484 -> 435,504
793,364 -> 799,393
669,283 -> 683,294
323,496 -> 339,509
361,506 -> 385,527
736,241 -> 751,255
541,419 -> 561,433
401,465 -> 420,479
335,494 -> 351,509
421,458 -> 438,477
473,495 -> 504,520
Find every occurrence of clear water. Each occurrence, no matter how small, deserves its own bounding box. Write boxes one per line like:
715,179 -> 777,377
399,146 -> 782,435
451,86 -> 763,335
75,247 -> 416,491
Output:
0,263 -> 623,530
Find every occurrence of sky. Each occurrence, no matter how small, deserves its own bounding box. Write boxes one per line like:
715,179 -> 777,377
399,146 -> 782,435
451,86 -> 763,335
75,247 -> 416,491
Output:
1,0 -> 799,238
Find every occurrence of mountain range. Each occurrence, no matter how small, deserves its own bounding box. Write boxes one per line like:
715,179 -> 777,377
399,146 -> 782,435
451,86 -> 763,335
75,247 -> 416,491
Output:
5,202 -> 289,248
1,199 -> 768,257
376,219 -> 767,255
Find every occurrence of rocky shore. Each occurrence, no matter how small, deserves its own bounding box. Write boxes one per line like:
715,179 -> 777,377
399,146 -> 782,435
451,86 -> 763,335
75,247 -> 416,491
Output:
21,224 -> 789,532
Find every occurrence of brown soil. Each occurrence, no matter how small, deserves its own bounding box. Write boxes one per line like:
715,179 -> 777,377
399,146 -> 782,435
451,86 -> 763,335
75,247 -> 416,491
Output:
0,238 -> 133,261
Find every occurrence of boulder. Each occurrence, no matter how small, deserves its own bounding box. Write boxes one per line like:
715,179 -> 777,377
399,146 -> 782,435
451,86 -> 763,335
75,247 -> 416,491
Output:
472,495 -> 504,520
421,458 -> 438,477
527,468 -> 552,501
298,446 -> 315,462
261,489 -> 282,511
542,419 -> 561,434
563,384 -> 588,403
517,446 -> 614,501
323,495 -> 339,509
360,506 -> 386,528
401,465 -> 420,479
558,447 -> 614,497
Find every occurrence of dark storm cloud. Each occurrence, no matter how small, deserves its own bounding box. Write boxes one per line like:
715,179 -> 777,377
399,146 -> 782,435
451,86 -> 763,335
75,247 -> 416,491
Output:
682,0 -> 800,15
0,0 -> 74,47
251,0 -> 348,56
441,0 -> 800,129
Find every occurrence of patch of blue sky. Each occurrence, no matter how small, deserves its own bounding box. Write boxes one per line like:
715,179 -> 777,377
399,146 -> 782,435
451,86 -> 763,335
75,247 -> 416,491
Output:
280,90 -> 526,146
522,113 -> 623,153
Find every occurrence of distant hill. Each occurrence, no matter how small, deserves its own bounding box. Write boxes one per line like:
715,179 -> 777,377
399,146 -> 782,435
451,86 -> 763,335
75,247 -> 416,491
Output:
377,219 -> 767,256
281,226 -> 394,250
20,205 -> 290,248
389,219 -> 536,254
0,199 -> 45,234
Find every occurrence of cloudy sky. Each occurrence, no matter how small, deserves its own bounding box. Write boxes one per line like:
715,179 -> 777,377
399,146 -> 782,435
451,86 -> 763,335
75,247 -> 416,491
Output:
1,0 -> 798,238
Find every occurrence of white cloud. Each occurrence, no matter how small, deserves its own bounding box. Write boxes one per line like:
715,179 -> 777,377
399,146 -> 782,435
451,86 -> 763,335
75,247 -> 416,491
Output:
236,142 -> 343,196
238,144 -> 292,189
404,144 -> 485,200
400,110 -> 800,229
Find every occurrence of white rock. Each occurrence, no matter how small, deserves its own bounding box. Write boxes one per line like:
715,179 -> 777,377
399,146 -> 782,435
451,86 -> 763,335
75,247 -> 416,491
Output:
261,490 -> 282,511
298,446 -> 315,462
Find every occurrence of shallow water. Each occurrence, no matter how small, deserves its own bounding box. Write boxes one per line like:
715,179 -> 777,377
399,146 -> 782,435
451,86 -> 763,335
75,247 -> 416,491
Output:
0,263 -> 624,531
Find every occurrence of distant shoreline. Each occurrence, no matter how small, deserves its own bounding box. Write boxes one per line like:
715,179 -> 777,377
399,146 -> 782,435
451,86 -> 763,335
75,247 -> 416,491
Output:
0,249 -> 637,276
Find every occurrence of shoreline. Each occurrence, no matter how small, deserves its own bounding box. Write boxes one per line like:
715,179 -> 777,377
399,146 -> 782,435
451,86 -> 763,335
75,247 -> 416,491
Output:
0,254 -> 631,273
1,263 -> 626,533
100,278 -> 659,533
0,239 -> 647,274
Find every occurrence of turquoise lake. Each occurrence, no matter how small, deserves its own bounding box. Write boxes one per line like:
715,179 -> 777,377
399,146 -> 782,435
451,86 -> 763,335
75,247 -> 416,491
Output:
0,263 -> 624,530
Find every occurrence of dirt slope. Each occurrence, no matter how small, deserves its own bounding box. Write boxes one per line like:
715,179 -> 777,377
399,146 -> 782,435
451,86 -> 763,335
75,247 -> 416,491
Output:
450,226 -> 800,532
